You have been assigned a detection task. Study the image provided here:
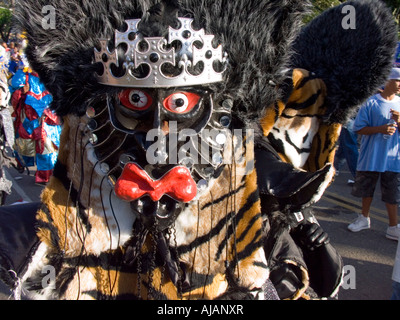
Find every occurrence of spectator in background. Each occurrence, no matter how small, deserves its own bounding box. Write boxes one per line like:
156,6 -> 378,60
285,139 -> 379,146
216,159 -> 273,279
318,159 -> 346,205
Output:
1,41 -> 8,52
8,42 -> 22,75
334,118 -> 359,184
8,42 -> 15,55
348,68 -> 400,241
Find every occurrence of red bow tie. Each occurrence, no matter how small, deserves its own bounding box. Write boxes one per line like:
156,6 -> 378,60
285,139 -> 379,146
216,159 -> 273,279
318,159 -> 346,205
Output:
114,163 -> 197,203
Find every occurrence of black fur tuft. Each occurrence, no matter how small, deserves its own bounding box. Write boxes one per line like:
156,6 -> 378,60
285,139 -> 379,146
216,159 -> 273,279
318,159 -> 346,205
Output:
139,0 -> 180,37
15,0 -> 152,117
179,0 -> 309,121
291,0 -> 399,124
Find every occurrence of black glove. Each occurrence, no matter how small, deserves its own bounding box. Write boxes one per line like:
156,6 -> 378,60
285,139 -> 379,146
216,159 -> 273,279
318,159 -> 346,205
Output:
291,222 -> 343,298
291,222 -> 330,251
269,263 -> 305,300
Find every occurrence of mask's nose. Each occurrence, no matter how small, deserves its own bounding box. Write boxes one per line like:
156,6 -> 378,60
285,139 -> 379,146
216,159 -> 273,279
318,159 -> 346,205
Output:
144,101 -> 169,166
153,102 -> 169,135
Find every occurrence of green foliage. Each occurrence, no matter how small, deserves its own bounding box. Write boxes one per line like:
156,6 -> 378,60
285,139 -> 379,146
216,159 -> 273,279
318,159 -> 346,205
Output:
0,7 -> 11,42
304,0 -> 344,23
0,0 -> 14,8
385,0 -> 400,39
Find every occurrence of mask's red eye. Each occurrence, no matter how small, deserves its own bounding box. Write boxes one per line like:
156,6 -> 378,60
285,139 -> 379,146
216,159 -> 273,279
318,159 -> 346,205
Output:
163,92 -> 201,113
119,90 -> 153,111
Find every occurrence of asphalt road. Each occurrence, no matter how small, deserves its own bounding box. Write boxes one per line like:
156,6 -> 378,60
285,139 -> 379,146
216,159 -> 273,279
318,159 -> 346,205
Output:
0,162 -> 397,300
314,167 -> 398,300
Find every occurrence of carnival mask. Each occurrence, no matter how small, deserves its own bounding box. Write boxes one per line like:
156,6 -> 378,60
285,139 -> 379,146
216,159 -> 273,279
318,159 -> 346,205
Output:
91,17 -> 233,231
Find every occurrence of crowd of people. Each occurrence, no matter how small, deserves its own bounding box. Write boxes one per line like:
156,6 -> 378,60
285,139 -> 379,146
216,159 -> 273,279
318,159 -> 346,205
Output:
0,36 -> 61,199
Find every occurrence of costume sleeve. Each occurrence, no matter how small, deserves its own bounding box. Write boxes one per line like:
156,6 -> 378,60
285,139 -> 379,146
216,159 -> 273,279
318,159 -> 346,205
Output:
10,69 -> 26,92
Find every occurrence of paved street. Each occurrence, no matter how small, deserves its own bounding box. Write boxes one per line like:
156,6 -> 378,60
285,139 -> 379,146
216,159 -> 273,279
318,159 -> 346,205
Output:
314,166 -> 398,300
0,162 -> 397,300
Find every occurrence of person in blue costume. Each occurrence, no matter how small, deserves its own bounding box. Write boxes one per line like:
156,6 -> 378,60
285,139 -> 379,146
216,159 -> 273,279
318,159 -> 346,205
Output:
10,68 -> 61,184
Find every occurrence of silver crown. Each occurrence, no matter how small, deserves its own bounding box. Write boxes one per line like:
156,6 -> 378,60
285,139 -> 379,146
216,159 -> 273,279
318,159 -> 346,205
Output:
94,17 -> 228,88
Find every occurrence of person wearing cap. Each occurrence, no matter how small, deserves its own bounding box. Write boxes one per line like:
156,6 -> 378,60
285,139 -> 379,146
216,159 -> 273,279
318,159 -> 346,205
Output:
348,68 -> 400,240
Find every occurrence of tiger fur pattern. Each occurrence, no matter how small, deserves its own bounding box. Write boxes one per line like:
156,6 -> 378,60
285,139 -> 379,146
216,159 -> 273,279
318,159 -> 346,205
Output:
0,0 -> 397,301
18,113 -> 268,300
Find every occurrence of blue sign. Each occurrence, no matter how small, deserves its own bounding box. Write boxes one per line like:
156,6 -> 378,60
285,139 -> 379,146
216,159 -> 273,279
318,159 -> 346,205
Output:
395,42 -> 400,67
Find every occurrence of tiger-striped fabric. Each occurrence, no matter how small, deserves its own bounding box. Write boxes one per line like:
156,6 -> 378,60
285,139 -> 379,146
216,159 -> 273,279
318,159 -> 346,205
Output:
20,113 -> 269,300
259,68 -> 339,211
262,68 -> 341,172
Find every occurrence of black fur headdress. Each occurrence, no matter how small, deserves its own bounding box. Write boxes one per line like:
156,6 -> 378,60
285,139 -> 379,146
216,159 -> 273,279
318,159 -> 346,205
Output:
15,0 -> 398,124
15,0 -> 308,121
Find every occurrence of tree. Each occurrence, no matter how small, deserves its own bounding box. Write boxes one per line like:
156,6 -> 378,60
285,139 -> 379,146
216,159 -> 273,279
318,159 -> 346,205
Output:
0,7 -> 11,43
304,0 -> 345,23
384,0 -> 400,38
0,0 -> 15,9
0,0 -> 14,43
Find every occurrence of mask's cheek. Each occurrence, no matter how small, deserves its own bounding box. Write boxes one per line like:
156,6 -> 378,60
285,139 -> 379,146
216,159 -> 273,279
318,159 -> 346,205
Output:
115,105 -> 140,130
